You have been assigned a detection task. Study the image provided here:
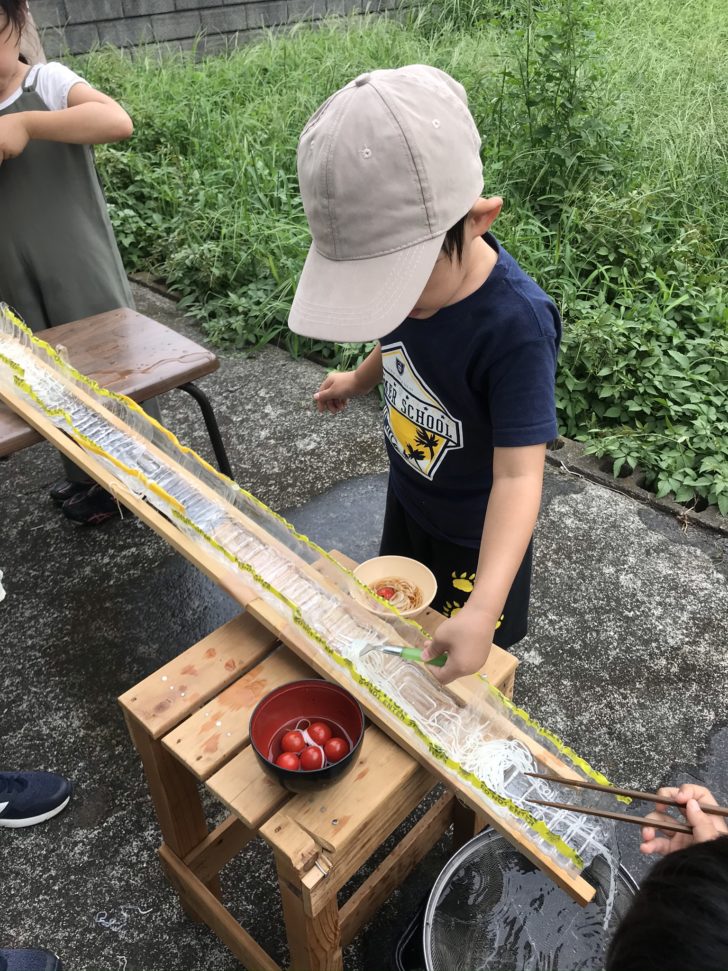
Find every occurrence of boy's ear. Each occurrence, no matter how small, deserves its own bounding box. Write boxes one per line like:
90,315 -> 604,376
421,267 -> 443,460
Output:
468,196 -> 503,238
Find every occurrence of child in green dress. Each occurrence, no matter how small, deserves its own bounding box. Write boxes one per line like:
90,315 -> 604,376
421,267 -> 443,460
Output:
0,0 -> 153,524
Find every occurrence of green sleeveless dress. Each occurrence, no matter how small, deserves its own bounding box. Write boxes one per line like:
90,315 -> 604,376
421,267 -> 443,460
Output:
0,67 -> 133,332
0,67 -> 159,485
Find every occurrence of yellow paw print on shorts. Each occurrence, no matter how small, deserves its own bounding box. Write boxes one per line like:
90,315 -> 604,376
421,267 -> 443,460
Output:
451,571 -> 476,593
442,600 -> 463,618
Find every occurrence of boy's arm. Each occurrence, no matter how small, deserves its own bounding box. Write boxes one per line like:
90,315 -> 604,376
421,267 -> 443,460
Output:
421,443 -> 546,683
0,84 -> 132,158
354,344 -> 383,391
314,344 -> 382,413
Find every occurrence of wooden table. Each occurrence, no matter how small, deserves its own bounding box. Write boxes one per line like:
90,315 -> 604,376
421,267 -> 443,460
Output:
119,559 -> 519,971
0,307 -> 232,476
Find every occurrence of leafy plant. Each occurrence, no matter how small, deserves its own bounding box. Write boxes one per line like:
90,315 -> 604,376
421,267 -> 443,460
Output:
76,0 -> 728,514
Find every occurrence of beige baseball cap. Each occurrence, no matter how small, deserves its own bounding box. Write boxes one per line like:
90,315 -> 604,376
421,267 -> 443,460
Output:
288,65 -> 484,343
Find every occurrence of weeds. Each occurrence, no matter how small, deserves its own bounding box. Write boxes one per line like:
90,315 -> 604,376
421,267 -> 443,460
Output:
76,0 -> 727,513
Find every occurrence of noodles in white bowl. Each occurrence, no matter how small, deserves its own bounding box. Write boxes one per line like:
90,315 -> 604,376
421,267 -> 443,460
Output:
370,576 -> 423,612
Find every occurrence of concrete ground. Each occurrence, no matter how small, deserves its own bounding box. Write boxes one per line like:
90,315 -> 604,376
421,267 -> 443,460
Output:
1,286 -> 727,970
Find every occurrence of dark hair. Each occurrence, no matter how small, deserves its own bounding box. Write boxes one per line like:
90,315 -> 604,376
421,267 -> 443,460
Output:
442,214 -> 466,263
606,836 -> 728,971
0,0 -> 26,37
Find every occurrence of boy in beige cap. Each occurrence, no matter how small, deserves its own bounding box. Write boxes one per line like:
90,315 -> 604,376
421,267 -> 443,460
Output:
289,66 -> 560,685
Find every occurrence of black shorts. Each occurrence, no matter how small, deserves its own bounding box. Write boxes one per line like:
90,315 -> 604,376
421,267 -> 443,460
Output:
379,484 -> 532,648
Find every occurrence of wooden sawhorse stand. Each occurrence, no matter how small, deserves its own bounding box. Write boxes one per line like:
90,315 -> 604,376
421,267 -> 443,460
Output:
119,556 -> 518,971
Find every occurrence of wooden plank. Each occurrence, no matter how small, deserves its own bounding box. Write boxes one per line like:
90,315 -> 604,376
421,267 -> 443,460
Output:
278,873 -> 343,971
261,815 -> 322,877
207,743 -> 290,830
272,726 -> 426,857
119,612 -> 279,739
339,791 -> 455,947
123,712 -> 219,919
0,381 -> 263,611
0,373 -> 593,904
452,797 -> 486,850
0,404 -> 39,456
159,844 -> 281,971
246,598 -> 596,906
183,815 -> 254,885
162,645 -> 311,781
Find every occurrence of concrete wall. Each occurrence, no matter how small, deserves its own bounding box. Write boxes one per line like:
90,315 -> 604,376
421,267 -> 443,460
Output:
31,0 -> 390,57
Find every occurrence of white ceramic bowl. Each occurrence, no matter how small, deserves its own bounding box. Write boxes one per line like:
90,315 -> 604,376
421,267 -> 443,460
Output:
353,555 -> 437,619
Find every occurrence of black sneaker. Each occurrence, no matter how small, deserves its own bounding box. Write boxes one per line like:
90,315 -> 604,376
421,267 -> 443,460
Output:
48,479 -> 92,506
0,771 -> 72,828
61,484 -> 120,526
0,950 -> 63,971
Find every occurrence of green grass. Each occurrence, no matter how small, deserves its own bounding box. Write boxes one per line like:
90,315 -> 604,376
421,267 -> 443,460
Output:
74,0 -> 728,513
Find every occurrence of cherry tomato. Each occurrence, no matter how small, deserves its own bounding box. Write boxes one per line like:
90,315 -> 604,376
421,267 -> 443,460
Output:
275,752 -> 300,770
300,746 -> 324,771
324,737 -> 350,763
376,586 -> 396,600
308,721 -> 332,745
281,730 -> 305,753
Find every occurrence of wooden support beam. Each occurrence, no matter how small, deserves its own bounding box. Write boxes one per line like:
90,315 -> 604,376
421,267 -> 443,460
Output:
123,711 -> 220,920
339,791 -> 455,947
278,870 -> 343,971
160,843 -> 281,971
183,815 -> 254,885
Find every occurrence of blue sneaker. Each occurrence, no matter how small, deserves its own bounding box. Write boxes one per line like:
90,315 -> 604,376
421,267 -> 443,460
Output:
0,950 -> 62,971
0,772 -> 72,828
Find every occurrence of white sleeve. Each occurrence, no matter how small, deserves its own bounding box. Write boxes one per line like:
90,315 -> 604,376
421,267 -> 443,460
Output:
34,62 -> 90,112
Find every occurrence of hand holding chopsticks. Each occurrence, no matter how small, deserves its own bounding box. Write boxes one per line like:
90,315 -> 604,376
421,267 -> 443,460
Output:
526,774 -> 728,855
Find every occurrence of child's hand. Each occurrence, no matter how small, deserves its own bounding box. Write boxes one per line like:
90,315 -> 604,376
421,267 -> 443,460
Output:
313,371 -> 360,414
420,604 -> 494,684
640,784 -> 728,856
0,115 -> 31,161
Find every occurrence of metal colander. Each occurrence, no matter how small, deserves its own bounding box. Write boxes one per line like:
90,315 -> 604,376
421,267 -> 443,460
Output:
423,829 -> 637,971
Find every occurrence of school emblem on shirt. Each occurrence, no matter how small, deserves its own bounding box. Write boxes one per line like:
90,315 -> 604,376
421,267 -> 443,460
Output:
381,342 -> 463,480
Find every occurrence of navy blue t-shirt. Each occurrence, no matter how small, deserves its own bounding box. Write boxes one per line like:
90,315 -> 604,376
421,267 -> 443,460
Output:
380,234 -> 561,548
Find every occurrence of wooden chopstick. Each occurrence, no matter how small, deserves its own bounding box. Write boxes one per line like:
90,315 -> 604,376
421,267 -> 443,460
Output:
526,771 -> 728,819
527,797 -> 693,834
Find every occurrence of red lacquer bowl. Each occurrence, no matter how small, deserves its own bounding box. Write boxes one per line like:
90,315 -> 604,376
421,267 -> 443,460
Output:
249,679 -> 365,793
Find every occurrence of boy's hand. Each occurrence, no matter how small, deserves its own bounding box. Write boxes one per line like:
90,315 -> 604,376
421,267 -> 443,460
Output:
640,784 -> 728,856
420,604 -> 494,684
313,371 -> 361,414
0,115 -> 31,161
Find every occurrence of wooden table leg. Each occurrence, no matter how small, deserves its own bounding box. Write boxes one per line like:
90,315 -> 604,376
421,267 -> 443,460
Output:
124,712 -> 221,919
451,796 -> 485,850
278,870 -> 343,971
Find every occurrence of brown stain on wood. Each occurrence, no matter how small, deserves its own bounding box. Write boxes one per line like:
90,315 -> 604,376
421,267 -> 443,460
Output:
180,664 -> 198,676
201,732 -> 221,754
226,676 -> 269,710
224,658 -> 236,672
204,647 -> 217,659
199,709 -> 223,734
153,698 -> 172,714
354,767 -> 369,781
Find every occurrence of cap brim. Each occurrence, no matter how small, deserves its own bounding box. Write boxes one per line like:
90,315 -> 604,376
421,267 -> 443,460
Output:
288,234 -> 445,343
